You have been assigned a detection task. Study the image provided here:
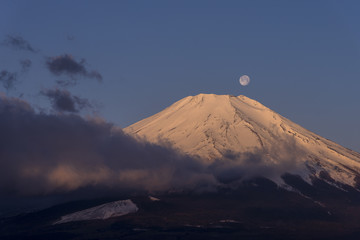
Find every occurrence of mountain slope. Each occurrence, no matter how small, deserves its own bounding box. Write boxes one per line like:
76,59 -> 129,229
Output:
125,94 -> 360,188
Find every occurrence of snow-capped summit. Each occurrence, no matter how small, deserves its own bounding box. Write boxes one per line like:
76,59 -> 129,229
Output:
125,94 -> 360,188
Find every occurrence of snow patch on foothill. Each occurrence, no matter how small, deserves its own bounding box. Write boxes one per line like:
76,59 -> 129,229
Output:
54,199 -> 138,224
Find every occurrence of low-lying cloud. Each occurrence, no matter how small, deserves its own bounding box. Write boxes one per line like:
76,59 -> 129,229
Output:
46,54 -> 102,84
0,94 -> 214,197
41,88 -> 92,113
212,139 -> 306,186
0,94 -> 306,199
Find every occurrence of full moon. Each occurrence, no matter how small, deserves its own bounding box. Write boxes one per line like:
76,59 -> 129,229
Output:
239,75 -> 250,86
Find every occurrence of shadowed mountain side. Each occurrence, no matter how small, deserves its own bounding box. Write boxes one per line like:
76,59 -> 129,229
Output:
3,178 -> 360,240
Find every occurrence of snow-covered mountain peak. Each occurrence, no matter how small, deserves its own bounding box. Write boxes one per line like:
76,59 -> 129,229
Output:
125,94 -> 279,158
125,94 -> 360,188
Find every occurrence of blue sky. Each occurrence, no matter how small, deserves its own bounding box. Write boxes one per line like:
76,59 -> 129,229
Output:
1,0 -> 360,152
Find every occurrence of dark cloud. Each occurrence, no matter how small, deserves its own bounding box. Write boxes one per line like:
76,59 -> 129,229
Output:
46,55 -> 86,76
0,95 -> 306,202
0,70 -> 18,91
20,59 -> 32,73
2,35 -> 36,52
41,88 -> 92,113
0,95 -> 213,197
46,54 -> 102,83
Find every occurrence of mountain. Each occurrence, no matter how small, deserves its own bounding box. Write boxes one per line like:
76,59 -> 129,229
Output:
125,94 -> 360,189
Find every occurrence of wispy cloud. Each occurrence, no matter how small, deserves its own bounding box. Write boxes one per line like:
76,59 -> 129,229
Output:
19,59 -> 32,73
66,34 -> 75,41
2,35 -> 36,52
0,70 -> 18,91
46,54 -> 102,84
